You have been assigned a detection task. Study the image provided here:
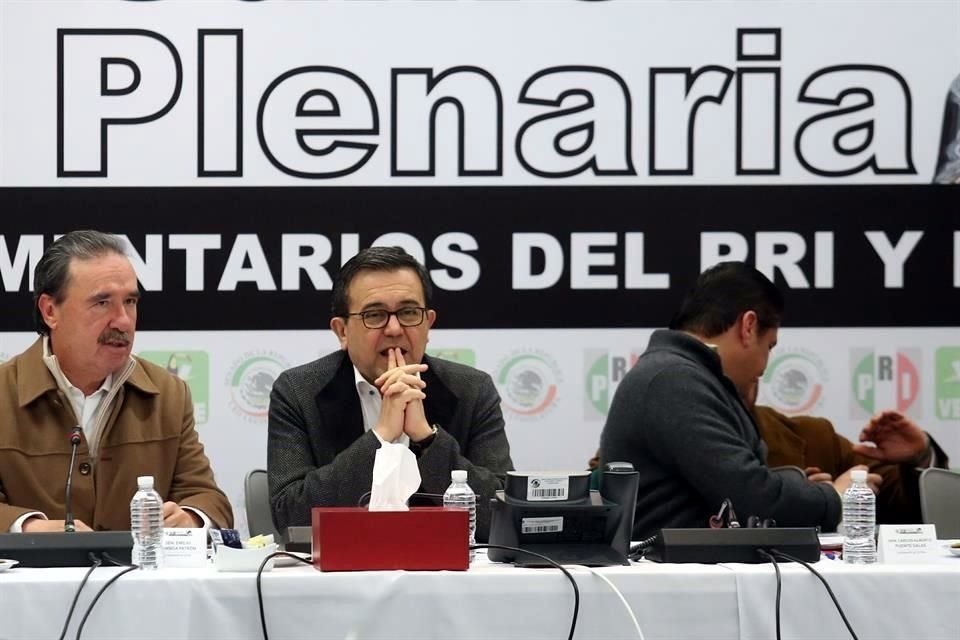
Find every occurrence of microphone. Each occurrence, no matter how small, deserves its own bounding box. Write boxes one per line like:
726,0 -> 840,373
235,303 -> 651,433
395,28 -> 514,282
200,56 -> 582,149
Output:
64,426 -> 82,533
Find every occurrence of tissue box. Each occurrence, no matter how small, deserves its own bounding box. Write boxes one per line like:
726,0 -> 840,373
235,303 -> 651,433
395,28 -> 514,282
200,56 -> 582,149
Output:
213,543 -> 279,572
311,507 -> 468,571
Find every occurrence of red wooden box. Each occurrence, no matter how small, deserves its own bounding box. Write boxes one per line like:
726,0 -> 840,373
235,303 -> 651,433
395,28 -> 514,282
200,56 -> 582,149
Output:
311,506 -> 469,571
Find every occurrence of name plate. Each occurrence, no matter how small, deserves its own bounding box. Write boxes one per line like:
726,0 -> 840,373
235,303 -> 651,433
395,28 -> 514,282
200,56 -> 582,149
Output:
161,528 -> 208,568
877,524 -> 939,564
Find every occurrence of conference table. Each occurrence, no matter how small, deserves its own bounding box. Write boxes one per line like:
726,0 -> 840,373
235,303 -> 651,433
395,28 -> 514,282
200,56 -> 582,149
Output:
1,546 -> 958,640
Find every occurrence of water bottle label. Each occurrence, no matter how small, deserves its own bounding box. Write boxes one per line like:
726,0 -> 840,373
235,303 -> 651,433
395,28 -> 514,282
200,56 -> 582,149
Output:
526,476 -> 569,501
521,516 -> 564,534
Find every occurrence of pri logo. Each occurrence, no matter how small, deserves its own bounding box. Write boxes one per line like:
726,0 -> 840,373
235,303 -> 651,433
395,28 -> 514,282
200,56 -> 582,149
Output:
227,352 -> 290,422
427,348 -> 477,368
139,351 -> 210,424
935,347 -> 960,420
760,349 -> 827,415
850,349 -> 921,419
496,350 -> 562,420
584,349 -> 641,420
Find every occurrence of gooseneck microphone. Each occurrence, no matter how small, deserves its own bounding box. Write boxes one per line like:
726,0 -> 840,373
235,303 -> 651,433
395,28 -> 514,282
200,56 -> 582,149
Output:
64,426 -> 83,533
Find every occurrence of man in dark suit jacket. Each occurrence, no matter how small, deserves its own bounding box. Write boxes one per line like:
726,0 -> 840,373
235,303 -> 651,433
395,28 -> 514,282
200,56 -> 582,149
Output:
268,247 -> 513,541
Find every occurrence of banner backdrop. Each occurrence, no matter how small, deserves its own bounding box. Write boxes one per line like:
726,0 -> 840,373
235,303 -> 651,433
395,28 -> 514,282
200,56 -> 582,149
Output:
1,1 -> 957,534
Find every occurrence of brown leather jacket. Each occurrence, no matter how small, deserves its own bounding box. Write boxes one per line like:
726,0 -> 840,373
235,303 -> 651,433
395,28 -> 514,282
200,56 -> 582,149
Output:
754,405 -> 948,524
0,339 -> 232,531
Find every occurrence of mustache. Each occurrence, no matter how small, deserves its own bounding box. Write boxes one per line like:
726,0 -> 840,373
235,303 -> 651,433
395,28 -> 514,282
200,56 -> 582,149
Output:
98,329 -> 131,346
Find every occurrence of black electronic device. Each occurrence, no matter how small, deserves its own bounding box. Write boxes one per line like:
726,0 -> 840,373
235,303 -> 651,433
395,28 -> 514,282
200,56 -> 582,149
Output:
645,527 -> 821,564
285,526 -> 312,554
487,462 -> 639,566
0,531 -> 133,567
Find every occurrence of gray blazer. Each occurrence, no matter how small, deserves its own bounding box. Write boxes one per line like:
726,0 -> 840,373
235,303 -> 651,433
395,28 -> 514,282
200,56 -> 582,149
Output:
267,351 -> 513,541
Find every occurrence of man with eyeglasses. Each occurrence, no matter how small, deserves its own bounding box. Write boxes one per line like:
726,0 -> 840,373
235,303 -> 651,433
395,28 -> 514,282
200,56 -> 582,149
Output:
267,246 -> 513,541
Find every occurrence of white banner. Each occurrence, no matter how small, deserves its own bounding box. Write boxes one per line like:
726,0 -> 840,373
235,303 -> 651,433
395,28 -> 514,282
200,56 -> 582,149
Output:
1,0 -> 957,185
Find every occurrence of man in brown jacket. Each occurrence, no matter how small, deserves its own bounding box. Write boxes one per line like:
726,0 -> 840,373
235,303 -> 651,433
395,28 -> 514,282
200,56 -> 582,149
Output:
753,404 -> 949,525
0,230 -> 232,532
739,378 -> 949,524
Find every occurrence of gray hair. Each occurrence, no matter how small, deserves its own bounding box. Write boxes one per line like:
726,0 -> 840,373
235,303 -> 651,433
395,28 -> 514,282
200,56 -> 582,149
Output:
33,230 -> 129,335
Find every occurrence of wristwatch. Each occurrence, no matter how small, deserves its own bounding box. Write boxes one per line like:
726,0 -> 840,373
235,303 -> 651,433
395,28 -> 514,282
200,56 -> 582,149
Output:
409,424 -> 439,457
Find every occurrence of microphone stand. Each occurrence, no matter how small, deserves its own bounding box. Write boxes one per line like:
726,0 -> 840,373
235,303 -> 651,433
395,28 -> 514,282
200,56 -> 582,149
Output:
65,426 -> 83,533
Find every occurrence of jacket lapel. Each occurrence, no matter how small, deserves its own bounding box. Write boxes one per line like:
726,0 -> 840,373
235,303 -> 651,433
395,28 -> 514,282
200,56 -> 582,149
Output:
314,353 -> 365,453
421,356 -> 458,429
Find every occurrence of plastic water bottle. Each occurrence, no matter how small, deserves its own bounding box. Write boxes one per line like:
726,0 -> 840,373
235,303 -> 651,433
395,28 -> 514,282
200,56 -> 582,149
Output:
443,470 -> 477,563
130,475 -> 164,569
842,469 -> 877,564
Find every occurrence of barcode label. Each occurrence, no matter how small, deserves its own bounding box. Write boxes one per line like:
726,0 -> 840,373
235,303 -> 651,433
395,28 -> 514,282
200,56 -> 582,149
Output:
530,488 -> 564,498
526,476 -> 569,501
522,517 -> 564,534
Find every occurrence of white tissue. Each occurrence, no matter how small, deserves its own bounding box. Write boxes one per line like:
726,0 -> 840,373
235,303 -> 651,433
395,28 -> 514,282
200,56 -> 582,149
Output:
368,442 -> 421,511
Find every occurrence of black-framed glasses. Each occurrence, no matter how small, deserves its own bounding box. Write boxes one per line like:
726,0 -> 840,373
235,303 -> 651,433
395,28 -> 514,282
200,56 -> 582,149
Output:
346,306 -> 427,329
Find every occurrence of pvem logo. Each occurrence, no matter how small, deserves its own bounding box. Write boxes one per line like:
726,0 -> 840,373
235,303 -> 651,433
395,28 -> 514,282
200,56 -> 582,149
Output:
57,28 -> 914,178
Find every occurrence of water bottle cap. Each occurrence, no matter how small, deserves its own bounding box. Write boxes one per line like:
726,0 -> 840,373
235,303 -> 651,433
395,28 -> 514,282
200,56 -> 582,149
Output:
451,470 -> 467,483
850,469 -> 867,483
137,475 -> 155,489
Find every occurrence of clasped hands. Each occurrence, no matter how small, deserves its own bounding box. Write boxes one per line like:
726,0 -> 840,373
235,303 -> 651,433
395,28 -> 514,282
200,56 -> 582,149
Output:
372,347 -> 434,444
22,502 -> 202,532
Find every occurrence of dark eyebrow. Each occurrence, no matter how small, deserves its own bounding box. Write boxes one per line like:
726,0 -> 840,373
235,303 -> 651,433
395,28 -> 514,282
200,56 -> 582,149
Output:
359,299 -> 422,312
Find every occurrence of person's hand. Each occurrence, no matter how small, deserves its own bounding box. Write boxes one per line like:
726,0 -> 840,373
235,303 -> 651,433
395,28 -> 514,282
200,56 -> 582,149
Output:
391,350 -> 433,442
162,502 -> 202,528
374,348 -> 427,442
22,517 -> 92,532
805,466 -> 834,484
832,465 -> 883,495
853,411 -> 930,464
373,349 -> 428,394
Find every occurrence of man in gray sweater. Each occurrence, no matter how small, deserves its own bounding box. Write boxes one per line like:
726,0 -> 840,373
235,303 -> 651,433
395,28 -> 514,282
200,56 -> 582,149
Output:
268,247 -> 513,541
600,262 -> 847,539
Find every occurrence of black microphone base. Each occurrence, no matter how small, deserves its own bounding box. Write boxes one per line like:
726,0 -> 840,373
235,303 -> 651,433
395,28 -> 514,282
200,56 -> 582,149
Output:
0,531 -> 133,567
645,527 -> 821,564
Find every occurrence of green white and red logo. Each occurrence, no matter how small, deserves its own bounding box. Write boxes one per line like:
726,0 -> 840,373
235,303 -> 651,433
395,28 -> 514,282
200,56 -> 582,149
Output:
850,349 -> 921,419
584,349 -> 641,420
227,352 -> 290,422
760,349 -> 827,415
496,350 -> 562,419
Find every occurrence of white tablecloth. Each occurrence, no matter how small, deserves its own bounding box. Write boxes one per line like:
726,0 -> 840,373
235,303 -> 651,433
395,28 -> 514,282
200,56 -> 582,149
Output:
1,550 -> 958,640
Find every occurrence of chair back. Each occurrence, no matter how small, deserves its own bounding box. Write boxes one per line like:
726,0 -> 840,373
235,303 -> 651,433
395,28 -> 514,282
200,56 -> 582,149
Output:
244,469 -> 282,541
920,468 -> 960,539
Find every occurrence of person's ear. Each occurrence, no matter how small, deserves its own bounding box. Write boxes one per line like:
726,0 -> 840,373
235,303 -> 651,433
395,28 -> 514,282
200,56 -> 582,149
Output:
739,310 -> 759,345
330,317 -> 348,350
38,294 -> 59,332
426,309 -> 436,329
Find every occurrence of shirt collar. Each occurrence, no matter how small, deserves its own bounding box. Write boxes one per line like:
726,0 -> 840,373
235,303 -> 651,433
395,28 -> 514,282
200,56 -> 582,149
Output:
42,336 -> 124,398
353,365 -> 377,393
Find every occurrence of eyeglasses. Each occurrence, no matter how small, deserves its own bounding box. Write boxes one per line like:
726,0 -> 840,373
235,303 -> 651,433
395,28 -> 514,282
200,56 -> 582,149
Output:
346,306 -> 427,329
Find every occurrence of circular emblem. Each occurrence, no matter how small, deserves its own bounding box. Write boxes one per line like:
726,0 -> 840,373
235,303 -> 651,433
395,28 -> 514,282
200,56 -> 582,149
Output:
227,353 -> 289,421
761,350 -> 827,415
496,351 -> 562,419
